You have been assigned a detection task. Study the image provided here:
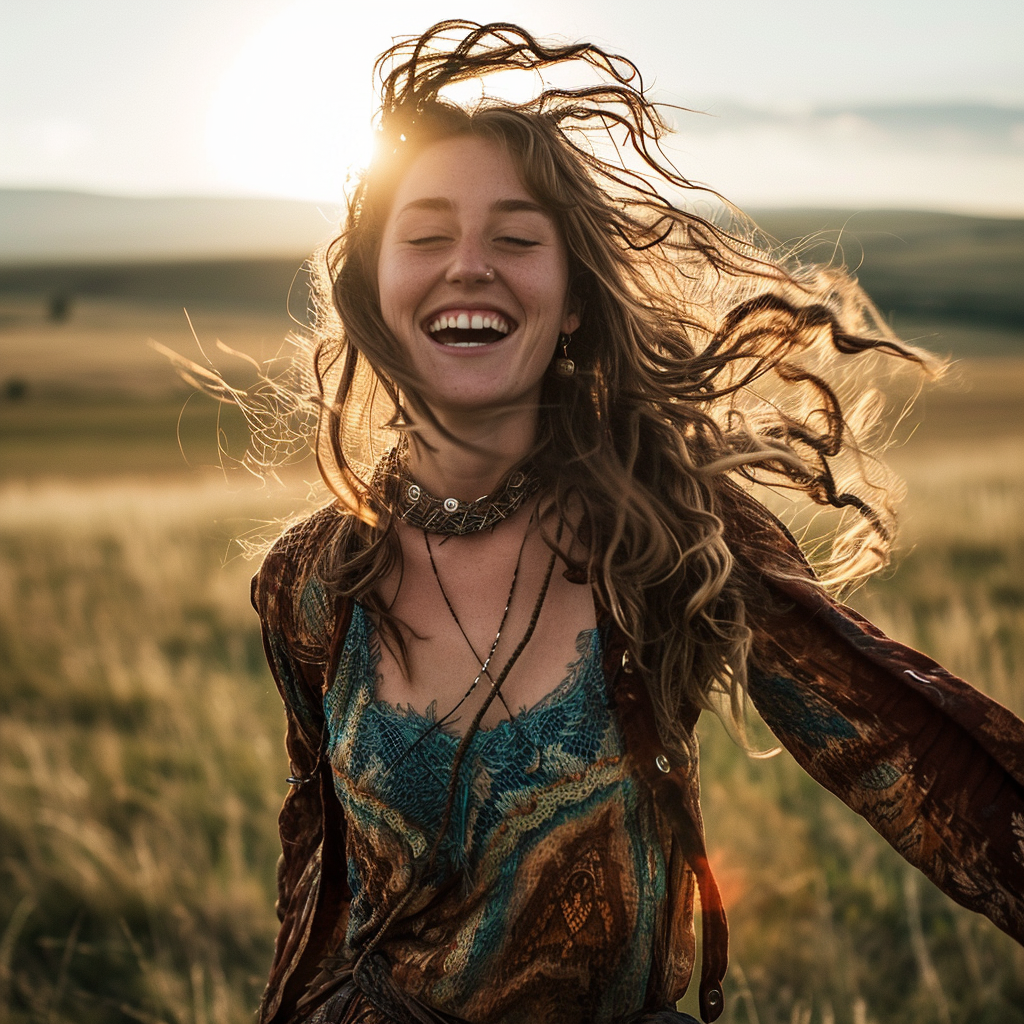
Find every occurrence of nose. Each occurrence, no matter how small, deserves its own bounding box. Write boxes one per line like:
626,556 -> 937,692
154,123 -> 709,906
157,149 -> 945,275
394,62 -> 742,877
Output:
445,238 -> 494,286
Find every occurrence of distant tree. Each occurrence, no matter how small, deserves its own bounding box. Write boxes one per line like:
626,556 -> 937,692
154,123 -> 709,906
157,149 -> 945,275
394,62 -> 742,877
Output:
4,377 -> 28,400
48,293 -> 72,322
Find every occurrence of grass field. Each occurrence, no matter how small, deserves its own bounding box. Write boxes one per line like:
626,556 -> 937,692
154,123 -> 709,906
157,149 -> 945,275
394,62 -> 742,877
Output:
0,298 -> 296,479
1,293 -> 1022,1023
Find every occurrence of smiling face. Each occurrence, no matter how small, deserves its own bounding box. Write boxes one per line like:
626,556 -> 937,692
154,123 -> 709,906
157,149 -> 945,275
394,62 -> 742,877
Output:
376,134 -> 579,421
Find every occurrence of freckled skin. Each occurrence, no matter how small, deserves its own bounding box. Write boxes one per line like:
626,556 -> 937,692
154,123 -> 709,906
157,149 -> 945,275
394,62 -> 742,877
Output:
377,135 -> 579,419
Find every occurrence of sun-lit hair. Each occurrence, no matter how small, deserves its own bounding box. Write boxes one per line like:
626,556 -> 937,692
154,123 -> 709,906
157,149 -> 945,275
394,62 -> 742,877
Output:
225,22 -> 936,750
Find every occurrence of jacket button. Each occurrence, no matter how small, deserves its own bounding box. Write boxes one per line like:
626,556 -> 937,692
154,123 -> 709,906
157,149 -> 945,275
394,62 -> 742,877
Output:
621,650 -> 633,672
655,754 -> 671,773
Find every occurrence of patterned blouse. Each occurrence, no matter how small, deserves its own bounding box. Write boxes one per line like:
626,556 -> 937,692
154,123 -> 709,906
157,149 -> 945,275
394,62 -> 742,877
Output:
324,603 -> 674,1023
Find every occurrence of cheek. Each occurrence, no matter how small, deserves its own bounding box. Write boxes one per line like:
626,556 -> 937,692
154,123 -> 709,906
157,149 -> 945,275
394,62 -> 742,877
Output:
375,253 -> 413,332
375,268 -> 395,329
546,249 -> 573,322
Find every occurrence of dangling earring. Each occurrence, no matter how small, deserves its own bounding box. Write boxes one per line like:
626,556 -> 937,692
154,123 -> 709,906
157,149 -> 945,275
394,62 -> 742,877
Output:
554,333 -> 575,377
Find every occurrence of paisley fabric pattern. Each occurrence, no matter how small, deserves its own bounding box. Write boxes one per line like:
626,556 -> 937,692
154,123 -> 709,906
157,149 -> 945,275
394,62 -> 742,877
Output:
323,605 -> 670,1023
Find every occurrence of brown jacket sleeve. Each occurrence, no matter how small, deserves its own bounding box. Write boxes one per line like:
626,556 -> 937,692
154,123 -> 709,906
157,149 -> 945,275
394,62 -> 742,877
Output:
251,507 -> 354,1022
717,482 -> 1024,944
252,509 -> 340,914
747,574 -> 1024,945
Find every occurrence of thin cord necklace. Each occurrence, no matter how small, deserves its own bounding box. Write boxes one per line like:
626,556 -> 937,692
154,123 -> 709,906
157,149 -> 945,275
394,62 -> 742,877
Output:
422,511 -> 534,728
387,513 -> 533,770
430,541 -> 558,861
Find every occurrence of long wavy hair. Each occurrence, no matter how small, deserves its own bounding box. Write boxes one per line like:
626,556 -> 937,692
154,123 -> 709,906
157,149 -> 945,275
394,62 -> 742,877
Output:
248,22 -> 932,750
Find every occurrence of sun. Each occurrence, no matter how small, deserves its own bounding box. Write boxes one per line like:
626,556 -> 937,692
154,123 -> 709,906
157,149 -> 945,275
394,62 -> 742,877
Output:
205,0 -> 555,202
206,2 -> 376,201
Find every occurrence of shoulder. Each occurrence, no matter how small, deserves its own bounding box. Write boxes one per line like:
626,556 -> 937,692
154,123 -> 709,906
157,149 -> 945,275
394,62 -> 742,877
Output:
716,481 -> 815,583
250,504 -> 351,647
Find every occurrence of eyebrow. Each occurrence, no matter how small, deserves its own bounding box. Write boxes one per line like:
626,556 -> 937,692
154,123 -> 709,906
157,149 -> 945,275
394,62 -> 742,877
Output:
395,197 -> 550,217
397,198 -> 452,215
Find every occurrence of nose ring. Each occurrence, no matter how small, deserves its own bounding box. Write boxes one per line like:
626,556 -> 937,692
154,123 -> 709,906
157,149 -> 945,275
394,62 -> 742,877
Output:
482,267 -> 495,282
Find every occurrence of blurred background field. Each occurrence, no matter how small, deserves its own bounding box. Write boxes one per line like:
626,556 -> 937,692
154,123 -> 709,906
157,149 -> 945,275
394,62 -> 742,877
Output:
1,202 -> 1023,1024
5,0 -> 1024,1018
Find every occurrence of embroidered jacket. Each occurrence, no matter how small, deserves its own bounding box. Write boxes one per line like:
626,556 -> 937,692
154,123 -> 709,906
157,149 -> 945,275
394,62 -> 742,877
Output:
251,497 -> 1024,1024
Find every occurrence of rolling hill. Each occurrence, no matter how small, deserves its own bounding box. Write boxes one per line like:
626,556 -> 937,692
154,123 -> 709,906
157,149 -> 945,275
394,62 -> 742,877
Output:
1,190 -> 1021,329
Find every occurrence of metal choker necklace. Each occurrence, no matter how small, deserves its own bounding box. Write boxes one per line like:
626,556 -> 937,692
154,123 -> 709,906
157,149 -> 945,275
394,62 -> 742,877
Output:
382,449 -> 540,536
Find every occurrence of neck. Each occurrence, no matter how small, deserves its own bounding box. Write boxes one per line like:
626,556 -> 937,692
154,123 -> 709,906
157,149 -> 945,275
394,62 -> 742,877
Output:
405,403 -> 538,501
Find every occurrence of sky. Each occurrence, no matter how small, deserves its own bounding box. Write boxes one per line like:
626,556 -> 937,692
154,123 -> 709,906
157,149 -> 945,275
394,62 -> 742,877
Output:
2,0 -> 1023,213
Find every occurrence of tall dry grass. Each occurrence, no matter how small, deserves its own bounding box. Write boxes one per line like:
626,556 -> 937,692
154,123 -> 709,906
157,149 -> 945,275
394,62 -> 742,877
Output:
0,478 -> 298,1023
0,432 -> 1021,1023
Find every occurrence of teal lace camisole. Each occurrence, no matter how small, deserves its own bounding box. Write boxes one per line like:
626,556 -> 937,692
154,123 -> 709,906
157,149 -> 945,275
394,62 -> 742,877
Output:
324,603 -> 673,1023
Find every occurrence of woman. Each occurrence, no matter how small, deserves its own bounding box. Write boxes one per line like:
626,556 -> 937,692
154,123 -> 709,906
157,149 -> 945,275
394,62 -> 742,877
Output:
248,21 -> 1024,1024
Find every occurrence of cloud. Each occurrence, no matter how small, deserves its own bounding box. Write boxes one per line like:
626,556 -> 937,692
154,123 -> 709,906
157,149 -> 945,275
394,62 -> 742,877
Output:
677,102 -> 1024,153
662,103 -> 1024,215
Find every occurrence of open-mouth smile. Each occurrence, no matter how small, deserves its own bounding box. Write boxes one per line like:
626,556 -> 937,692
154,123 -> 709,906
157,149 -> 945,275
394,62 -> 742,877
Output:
425,308 -> 517,348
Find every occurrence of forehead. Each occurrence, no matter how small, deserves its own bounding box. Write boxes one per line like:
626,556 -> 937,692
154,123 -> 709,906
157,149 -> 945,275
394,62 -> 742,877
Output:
388,135 -> 537,214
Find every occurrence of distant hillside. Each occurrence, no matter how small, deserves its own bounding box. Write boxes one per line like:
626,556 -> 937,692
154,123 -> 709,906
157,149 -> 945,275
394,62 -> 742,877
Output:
0,256 -> 314,310
0,189 -> 337,263
0,192 -> 1020,330
750,209 -> 1024,328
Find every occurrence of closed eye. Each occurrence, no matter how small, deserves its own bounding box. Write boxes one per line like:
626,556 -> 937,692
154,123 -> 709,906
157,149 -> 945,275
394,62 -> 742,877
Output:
407,235 -> 450,246
497,236 -> 541,247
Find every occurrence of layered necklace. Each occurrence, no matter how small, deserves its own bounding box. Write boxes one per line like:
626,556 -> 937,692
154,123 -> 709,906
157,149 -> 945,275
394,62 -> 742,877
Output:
379,448 -> 556,755
424,517 -> 540,730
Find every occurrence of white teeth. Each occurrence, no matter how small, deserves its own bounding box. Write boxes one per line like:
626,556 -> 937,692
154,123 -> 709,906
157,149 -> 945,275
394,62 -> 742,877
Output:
426,312 -> 514,337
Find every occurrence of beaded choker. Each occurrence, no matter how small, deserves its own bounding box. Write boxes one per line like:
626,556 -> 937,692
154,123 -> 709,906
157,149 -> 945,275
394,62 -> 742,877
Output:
379,448 -> 540,536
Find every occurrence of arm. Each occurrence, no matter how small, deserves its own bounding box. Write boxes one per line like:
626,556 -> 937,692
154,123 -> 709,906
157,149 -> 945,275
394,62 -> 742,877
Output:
251,507 -> 354,1022
747,576 -> 1024,944
251,509 -> 340,919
